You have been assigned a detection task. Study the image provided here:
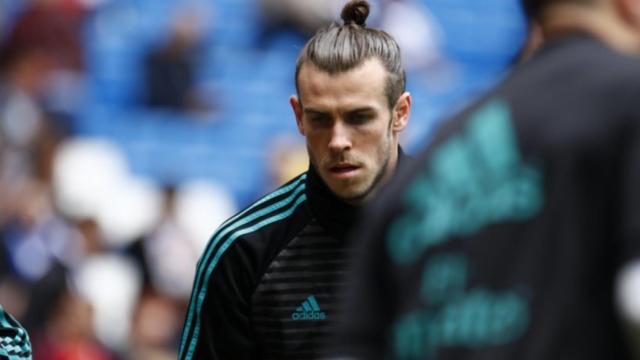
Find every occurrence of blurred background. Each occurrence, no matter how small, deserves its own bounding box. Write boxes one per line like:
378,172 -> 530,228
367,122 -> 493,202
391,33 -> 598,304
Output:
0,0 -> 527,358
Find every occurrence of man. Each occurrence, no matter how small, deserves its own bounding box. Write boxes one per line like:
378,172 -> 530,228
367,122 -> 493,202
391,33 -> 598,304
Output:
332,0 -> 640,358
178,1 -> 411,359
0,306 -> 31,360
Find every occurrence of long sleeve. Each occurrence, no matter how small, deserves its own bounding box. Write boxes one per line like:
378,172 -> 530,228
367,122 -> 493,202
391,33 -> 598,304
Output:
179,173 -> 309,360
178,237 -> 259,360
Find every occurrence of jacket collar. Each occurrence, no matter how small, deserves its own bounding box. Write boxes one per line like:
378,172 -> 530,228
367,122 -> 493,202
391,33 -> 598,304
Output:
305,147 -> 409,239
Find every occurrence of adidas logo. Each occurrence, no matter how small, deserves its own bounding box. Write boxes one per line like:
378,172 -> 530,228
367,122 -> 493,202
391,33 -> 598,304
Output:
291,295 -> 326,321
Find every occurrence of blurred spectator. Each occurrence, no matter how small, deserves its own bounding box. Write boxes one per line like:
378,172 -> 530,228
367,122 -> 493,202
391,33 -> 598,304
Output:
0,0 -> 86,230
0,29 -> 75,350
267,135 -> 308,188
378,0 -> 444,73
127,181 -> 236,300
143,10 -> 216,115
31,289 -> 113,360
0,178 -> 78,281
258,0 -> 344,45
0,0 -> 88,123
128,291 -> 181,360
0,0 -> 85,73
136,185 -> 198,299
71,217 -> 143,352
0,177 -> 81,335
376,0 -> 460,102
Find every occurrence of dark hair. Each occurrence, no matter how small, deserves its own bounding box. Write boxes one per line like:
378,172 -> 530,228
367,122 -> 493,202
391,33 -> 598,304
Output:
522,0 -> 595,20
294,0 -> 405,108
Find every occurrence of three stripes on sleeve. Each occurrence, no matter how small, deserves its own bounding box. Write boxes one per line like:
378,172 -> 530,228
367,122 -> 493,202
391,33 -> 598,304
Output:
179,174 -> 308,360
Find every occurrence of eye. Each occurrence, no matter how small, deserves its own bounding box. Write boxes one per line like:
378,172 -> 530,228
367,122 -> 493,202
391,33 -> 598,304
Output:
308,113 -> 331,127
348,112 -> 373,125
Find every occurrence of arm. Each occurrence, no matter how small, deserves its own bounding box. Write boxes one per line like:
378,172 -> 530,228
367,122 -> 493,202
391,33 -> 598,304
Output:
178,238 -> 258,360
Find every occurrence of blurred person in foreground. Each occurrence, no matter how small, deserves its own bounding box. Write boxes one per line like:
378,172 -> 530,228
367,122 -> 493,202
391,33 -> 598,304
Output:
0,305 -> 31,360
330,0 -> 640,358
178,0 -> 412,358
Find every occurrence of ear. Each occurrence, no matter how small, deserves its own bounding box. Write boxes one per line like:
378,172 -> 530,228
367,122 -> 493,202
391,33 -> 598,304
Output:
290,95 -> 305,136
391,92 -> 411,133
617,0 -> 640,29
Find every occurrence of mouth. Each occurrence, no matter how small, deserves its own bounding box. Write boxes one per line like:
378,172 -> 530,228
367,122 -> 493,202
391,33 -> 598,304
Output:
328,164 -> 361,178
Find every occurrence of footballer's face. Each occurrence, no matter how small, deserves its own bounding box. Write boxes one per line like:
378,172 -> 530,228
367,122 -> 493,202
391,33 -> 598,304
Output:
291,58 -> 410,204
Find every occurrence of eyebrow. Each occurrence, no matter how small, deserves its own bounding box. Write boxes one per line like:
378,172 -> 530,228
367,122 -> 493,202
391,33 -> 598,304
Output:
303,107 -> 376,115
303,108 -> 327,115
347,107 -> 376,114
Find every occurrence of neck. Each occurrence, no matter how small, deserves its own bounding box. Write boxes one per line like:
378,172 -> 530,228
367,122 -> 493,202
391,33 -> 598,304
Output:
540,3 -> 640,54
305,164 -> 360,239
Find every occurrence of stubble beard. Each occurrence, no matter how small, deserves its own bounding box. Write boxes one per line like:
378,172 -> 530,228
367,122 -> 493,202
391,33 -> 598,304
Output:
347,115 -> 396,204
344,147 -> 390,205
314,127 -> 394,205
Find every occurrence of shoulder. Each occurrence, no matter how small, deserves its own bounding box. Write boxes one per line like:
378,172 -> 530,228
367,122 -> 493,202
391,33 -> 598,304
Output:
196,172 -> 311,283
547,41 -> 640,128
224,172 -> 310,243
532,36 -> 640,97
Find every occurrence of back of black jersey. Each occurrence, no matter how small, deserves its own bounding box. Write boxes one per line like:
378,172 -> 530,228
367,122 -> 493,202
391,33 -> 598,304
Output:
336,34 -> 640,360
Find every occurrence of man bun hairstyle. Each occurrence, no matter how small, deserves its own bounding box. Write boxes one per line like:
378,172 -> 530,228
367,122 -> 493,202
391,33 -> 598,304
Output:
341,0 -> 369,26
295,0 -> 405,109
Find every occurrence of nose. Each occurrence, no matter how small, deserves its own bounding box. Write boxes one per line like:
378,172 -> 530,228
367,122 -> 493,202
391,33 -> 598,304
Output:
328,121 -> 352,154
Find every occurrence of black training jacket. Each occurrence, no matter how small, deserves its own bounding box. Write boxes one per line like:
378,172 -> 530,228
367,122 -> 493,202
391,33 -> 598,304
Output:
179,150 -> 409,360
